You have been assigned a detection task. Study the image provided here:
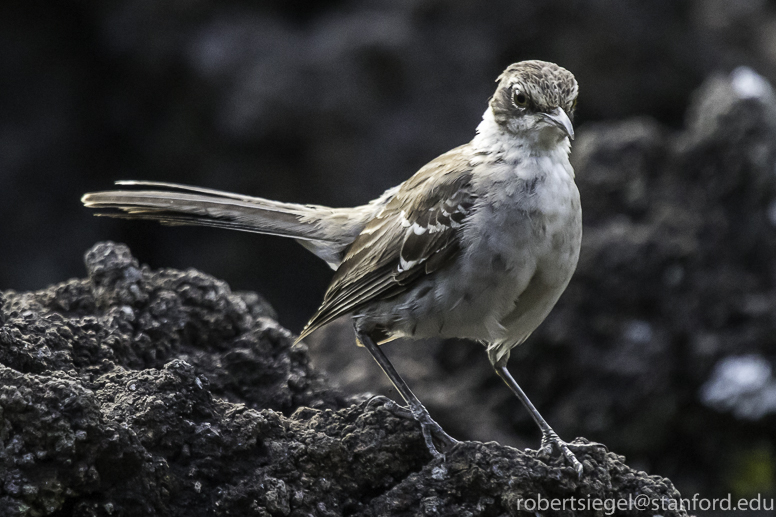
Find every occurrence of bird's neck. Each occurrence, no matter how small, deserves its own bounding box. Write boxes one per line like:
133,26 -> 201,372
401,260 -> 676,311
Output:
471,108 -> 571,162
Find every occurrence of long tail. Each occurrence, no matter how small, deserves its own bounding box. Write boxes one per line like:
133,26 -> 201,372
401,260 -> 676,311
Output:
81,180 -> 365,268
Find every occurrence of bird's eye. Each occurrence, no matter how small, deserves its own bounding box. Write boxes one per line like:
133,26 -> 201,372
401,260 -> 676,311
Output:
513,91 -> 528,108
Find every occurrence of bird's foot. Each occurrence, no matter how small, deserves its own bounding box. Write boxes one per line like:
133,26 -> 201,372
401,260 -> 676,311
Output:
413,406 -> 460,457
537,431 -> 604,478
372,396 -> 458,459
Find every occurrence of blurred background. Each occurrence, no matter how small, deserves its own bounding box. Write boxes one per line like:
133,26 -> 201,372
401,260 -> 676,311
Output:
2,0 -> 776,513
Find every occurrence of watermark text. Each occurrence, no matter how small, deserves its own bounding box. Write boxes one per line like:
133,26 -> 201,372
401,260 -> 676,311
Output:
514,493 -> 774,514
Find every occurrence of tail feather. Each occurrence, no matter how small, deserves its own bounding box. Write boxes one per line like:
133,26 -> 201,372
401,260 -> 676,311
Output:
94,211 -> 331,242
82,181 -> 367,268
114,180 -> 313,210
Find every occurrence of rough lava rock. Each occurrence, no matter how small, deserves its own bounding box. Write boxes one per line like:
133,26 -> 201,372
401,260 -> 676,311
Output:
1,242 -> 691,516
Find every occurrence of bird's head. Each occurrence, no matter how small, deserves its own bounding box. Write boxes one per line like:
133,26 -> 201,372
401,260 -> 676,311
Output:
488,60 -> 578,145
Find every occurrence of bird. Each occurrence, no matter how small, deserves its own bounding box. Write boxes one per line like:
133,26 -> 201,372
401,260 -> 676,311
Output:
82,60 -> 594,476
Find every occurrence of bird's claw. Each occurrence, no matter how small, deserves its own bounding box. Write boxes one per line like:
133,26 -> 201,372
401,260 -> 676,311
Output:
537,431 -> 587,478
415,409 -> 459,453
371,396 -> 458,457
565,439 -> 609,454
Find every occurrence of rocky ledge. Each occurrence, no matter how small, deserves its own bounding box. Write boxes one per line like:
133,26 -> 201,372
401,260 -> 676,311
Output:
0,242 -> 692,516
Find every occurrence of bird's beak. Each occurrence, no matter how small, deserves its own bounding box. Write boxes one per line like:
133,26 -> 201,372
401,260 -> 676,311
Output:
541,107 -> 574,141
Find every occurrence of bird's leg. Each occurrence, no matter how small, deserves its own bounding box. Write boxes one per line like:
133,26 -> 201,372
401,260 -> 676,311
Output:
493,360 -> 587,477
355,325 -> 458,458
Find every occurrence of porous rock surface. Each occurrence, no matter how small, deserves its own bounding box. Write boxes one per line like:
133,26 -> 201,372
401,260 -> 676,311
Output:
0,242 -> 690,516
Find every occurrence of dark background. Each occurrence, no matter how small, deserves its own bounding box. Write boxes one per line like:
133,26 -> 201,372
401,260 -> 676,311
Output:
2,0 -> 776,512
5,0 -> 775,331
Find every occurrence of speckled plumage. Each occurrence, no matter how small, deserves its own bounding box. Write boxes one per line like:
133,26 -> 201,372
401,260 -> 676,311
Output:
493,61 -> 578,115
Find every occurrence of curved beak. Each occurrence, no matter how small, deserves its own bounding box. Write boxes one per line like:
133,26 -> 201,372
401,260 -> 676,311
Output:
541,107 -> 574,140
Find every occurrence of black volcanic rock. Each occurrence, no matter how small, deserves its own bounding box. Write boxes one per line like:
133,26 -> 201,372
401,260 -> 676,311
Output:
0,242 -> 692,516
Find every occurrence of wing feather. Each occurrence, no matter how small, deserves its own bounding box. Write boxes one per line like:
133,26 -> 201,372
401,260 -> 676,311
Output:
297,145 -> 477,341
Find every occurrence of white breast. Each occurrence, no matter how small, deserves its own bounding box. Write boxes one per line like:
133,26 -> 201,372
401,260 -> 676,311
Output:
463,109 -> 582,360
358,108 -> 581,359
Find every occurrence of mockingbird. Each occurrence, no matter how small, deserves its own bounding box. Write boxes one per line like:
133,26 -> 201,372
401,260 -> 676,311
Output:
83,60 -> 593,475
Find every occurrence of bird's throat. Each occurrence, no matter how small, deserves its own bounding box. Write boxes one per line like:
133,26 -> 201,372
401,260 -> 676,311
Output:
472,108 -> 571,162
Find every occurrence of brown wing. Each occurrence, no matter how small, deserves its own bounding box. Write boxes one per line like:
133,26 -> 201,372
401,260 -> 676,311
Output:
297,145 -> 477,341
